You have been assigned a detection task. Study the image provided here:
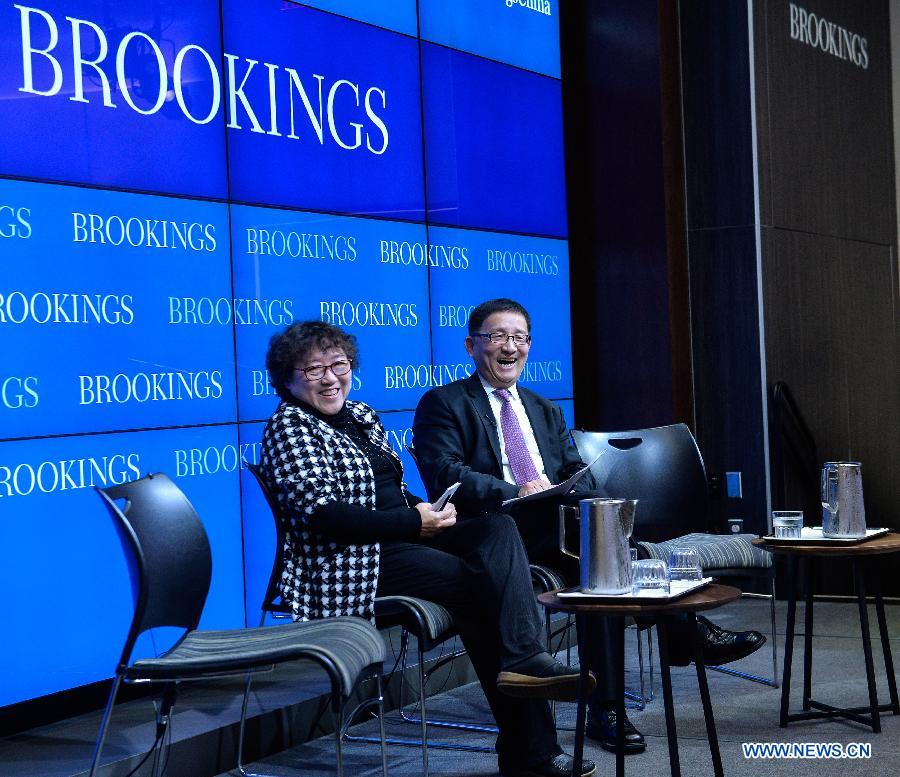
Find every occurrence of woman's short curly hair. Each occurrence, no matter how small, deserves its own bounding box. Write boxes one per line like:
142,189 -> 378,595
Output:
265,320 -> 359,402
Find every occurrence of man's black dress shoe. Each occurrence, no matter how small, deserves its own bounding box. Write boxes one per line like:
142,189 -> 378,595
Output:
696,615 -> 766,666
497,652 -> 596,702
501,753 -> 596,777
585,706 -> 646,754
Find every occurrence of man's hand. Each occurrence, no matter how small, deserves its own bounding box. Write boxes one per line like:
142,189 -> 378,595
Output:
517,476 -> 552,497
416,502 -> 457,538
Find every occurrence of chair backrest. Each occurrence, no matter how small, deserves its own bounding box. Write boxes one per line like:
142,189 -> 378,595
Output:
570,424 -> 709,543
96,473 -> 212,669
244,462 -> 292,617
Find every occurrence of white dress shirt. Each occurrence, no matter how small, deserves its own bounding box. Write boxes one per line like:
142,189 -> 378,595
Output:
477,372 -> 547,485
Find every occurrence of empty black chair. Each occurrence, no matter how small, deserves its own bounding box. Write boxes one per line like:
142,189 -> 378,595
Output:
89,472 -> 387,777
571,424 -> 778,687
243,461 -> 493,777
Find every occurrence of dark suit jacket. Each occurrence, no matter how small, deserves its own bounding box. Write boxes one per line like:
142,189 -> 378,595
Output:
412,373 -> 595,513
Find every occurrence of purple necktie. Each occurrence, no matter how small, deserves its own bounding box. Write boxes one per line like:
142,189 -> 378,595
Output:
494,389 -> 540,485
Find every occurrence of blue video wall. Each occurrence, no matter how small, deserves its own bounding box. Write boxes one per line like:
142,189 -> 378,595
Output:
0,0 -> 569,707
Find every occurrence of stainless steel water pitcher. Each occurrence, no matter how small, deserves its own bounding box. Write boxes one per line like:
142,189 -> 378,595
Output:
821,461 -> 866,538
559,498 -> 637,594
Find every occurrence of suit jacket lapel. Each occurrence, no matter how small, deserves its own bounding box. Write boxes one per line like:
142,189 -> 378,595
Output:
519,388 -> 554,478
464,374 -> 503,470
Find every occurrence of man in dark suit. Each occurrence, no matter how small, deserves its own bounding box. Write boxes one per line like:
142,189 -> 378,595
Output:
413,297 -> 765,755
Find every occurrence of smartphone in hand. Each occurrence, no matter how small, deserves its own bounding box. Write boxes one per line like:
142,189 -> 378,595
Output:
432,482 -> 461,511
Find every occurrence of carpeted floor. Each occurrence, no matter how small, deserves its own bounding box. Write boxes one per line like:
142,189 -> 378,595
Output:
229,597 -> 900,777
2,597 -> 897,776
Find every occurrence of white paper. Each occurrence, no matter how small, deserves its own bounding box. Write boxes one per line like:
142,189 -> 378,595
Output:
501,452 -> 604,508
432,481 -> 461,511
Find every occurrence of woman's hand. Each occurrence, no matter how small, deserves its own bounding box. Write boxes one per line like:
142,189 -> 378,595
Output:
416,502 -> 457,538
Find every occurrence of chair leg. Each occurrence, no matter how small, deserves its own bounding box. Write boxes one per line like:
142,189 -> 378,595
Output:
706,592 -> 779,687
237,672 -> 262,777
372,629 -> 493,758
88,676 -> 122,777
625,625 -> 655,707
150,684 -> 177,777
769,577 -> 779,687
634,625 -> 647,710
623,623 -> 648,710
547,610 -> 557,722
418,642 -> 430,777
333,694 -> 345,777
376,673 -> 389,777
395,630 -> 417,725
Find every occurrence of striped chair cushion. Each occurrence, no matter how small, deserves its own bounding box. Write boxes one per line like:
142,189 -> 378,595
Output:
374,596 -> 456,651
530,564 -> 569,593
126,617 -> 385,697
638,532 -> 773,571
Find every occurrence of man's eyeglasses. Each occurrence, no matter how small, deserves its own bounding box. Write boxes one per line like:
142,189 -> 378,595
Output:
472,332 -> 532,346
294,360 -> 352,381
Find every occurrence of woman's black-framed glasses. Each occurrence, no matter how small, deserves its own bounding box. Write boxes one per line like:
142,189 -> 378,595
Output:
295,360 -> 352,381
472,332 -> 532,346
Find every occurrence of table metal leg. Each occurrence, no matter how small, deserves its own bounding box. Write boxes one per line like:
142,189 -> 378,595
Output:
803,558 -> 814,711
656,619 -> 681,777
572,614 -> 591,777
873,580 -> 900,715
780,555 -> 799,727
853,561 -> 881,733
688,612 -> 723,777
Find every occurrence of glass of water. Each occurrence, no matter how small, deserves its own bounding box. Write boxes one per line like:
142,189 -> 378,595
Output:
667,547 -> 703,581
772,510 -> 803,539
632,559 -> 670,595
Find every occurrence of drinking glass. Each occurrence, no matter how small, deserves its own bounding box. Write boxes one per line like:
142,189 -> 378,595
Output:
772,510 -> 803,539
667,547 -> 703,581
632,559 -> 670,595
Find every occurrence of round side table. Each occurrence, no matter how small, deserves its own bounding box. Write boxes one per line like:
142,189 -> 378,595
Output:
755,532 -> 900,731
538,583 -> 742,777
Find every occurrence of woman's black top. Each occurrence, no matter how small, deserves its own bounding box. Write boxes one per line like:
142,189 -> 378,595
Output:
297,400 -> 422,544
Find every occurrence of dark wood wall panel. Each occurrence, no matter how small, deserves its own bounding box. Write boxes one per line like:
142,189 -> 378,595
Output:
756,0 -> 899,547
760,0 -> 895,241
688,226 -> 769,534
765,228 -> 899,525
763,227 -> 900,589
677,0 -> 897,592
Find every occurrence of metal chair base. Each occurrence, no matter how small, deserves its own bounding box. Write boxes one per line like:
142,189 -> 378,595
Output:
343,631 -> 496,776
706,586 -> 779,687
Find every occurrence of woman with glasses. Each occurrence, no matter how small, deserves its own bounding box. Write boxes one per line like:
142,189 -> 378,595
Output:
259,320 -> 596,777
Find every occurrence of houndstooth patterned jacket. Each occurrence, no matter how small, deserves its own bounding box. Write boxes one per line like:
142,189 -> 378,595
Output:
260,399 -> 406,623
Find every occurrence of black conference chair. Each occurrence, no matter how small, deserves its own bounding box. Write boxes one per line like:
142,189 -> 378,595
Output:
89,472 -> 387,777
243,461 -> 494,777
571,424 -> 778,687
